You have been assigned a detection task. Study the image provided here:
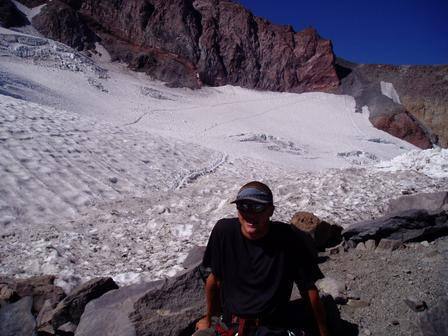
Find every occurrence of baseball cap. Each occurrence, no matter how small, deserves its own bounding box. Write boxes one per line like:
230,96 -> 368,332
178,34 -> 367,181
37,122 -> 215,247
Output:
230,181 -> 273,204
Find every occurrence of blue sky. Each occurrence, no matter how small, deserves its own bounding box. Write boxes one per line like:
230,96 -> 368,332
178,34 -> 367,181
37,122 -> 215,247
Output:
237,0 -> 448,65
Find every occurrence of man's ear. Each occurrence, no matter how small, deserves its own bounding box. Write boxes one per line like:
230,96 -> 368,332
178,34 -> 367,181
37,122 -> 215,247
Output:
268,205 -> 275,217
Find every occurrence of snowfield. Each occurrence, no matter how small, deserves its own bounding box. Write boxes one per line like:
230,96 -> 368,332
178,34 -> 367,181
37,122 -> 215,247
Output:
0,29 -> 447,289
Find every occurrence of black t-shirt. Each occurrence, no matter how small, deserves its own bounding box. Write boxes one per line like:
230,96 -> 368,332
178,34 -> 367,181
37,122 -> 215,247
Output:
203,218 -> 324,321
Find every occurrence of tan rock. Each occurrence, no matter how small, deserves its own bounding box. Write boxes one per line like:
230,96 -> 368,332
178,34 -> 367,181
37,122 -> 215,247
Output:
290,211 -> 342,249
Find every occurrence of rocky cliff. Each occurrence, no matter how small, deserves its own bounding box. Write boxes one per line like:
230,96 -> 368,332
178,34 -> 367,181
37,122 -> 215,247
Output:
337,59 -> 448,149
30,0 -> 339,91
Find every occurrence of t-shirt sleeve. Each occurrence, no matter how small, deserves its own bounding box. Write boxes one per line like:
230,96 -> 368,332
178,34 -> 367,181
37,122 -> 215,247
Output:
290,227 -> 324,290
295,258 -> 324,291
202,220 -> 224,279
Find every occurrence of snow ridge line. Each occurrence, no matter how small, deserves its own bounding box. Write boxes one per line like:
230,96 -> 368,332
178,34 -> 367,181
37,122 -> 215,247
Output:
123,112 -> 151,126
173,153 -> 228,190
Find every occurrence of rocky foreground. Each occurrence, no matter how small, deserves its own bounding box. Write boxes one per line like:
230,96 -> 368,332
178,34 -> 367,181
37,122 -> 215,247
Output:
1,192 -> 447,336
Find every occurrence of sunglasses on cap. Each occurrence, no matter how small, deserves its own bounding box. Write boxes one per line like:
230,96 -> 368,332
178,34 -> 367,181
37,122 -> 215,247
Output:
236,202 -> 269,214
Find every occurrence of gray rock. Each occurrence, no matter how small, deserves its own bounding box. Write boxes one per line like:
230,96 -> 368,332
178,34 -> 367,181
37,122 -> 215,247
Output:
75,281 -> 159,336
342,209 -> 448,245
376,239 -> 402,252
36,299 -> 55,334
0,275 -> 65,314
182,245 -> 206,269
76,266 -> 204,336
404,297 -> 428,312
57,321 -> 77,335
419,296 -> 448,336
51,277 -> 118,329
365,239 -> 377,250
0,0 -> 29,28
387,192 -> 448,215
355,242 -> 366,251
130,266 -> 205,336
0,296 -> 36,336
0,285 -> 19,302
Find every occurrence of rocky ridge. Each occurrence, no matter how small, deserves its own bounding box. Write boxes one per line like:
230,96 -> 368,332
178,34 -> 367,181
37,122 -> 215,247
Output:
29,0 -> 339,92
337,59 -> 448,149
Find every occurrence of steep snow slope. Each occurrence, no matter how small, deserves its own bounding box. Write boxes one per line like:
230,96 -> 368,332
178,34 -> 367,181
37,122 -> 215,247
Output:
0,30 -> 447,286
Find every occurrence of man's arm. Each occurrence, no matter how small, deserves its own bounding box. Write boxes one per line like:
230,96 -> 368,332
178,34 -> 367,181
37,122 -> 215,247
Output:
196,273 -> 221,330
305,286 -> 330,336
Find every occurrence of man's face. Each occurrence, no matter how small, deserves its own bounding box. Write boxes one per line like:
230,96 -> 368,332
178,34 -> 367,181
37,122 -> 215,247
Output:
237,202 -> 274,240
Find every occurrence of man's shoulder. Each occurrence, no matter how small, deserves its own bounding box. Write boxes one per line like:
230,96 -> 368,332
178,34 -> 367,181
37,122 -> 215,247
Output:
270,221 -> 295,235
214,217 -> 239,232
270,221 -> 318,259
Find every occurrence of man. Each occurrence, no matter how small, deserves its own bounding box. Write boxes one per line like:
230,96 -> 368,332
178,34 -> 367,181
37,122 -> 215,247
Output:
194,181 -> 329,336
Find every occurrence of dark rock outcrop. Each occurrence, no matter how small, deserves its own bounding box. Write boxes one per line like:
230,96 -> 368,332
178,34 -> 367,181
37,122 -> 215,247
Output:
31,0 -> 339,91
32,0 -> 97,51
342,209 -> 448,245
76,266 -> 204,336
0,296 -> 36,336
75,281 -> 159,336
130,266 -> 205,336
48,277 -> 118,329
0,0 -> 29,28
337,59 -> 448,148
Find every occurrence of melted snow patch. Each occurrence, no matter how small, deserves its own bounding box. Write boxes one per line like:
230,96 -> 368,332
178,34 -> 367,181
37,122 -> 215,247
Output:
375,148 -> 448,178
380,81 -> 401,104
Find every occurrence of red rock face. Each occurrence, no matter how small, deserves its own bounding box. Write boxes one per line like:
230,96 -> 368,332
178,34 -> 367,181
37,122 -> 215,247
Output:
370,113 -> 433,149
31,0 -> 339,91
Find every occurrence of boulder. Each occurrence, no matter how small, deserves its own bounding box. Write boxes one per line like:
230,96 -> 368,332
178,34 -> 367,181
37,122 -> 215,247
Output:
419,296 -> 448,336
0,285 -> 19,302
386,192 -> 448,215
75,281 -> 161,336
404,297 -> 428,313
0,275 -> 66,314
376,238 -> 402,252
76,266 -> 204,336
291,211 -> 342,250
342,209 -> 448,245
130,266 -> 205,336
182,245 -> 206,269
0,296 -> 36,336
0,0 -> 29,28
50,277 -> 118,329
36,299 -> 55,334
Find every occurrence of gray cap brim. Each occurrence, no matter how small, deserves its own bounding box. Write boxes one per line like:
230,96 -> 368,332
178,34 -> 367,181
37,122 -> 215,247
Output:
230,187 -> 273,204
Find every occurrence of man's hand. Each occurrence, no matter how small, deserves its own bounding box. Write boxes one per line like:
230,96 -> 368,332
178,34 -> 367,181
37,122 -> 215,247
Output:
196,273 -> 221,331
196,316 -> 212,330
307,286 -> 330,336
